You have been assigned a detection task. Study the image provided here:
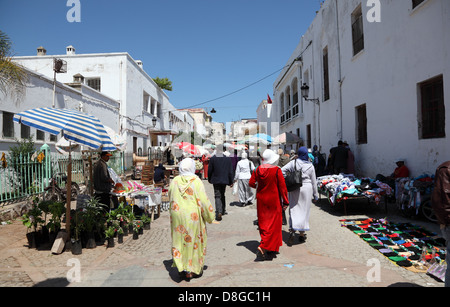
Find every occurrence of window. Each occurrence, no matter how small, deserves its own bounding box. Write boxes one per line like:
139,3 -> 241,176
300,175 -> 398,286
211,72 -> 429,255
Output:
2,111 -> 14,138
36,129 -> 45,141
21,124 -> 30,139
50,134 -> 57,142
87,78 -> 101,91
412,0 -> 425,9
351,5 -> 364,56
323,46 -> 330,101
143,91 -> 150,112
356,104 -> 367,144
420,76 -> 445,139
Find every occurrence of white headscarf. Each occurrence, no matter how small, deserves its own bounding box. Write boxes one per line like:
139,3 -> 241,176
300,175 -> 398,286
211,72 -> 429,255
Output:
241,152 -> 248,159
178,158 -> 196,176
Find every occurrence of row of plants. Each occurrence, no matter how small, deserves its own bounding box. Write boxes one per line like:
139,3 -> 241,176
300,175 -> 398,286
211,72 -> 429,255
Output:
21,197 -> 65,249
22,196 -> 153,254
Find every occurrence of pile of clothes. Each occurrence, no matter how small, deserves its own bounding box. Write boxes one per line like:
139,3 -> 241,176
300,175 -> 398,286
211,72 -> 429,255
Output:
317,175 -> 393,205
340,218 -> 446,274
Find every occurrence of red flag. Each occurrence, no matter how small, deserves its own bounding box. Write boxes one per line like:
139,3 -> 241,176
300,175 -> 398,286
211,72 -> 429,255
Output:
267,94 -> 273,104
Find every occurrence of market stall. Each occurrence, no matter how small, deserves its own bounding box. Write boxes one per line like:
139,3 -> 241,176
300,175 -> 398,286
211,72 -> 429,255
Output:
317,175 -> 393,214
112,180 -> 163,220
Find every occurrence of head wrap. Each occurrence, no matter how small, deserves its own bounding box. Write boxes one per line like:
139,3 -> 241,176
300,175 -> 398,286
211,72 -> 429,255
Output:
178,158 -> 196,176
297,147 -> 309,162
241,152 -> 248,159
262,149 -> 280,166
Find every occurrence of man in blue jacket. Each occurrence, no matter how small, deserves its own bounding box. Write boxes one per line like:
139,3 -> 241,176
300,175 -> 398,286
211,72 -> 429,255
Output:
208,145 -> 235,221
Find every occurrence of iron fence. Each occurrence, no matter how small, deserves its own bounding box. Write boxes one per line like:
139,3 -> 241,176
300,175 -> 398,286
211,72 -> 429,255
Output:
0,145 -> 124,203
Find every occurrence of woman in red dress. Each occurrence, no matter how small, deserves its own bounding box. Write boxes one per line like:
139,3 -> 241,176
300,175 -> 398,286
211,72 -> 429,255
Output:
249,149 -> 289,261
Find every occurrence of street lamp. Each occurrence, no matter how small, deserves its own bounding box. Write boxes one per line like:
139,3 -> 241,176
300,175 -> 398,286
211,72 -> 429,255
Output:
152,116 -> 157,127
301,83 -> 321,149
301,83 -> 319,103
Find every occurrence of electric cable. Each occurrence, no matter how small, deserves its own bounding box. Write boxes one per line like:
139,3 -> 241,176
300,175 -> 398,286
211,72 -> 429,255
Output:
181,64 -> 289,109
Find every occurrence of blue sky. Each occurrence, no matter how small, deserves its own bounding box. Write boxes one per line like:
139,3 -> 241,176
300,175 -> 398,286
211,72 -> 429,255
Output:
0,0 -> 321,124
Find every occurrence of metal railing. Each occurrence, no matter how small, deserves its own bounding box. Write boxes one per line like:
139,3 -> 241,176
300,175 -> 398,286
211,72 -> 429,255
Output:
0,145 -> 124,203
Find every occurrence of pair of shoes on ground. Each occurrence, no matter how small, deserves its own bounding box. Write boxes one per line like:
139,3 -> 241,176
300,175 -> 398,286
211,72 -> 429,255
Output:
287,232 -> 307,246
254,247 -> 277,262
179,270 -> 203,281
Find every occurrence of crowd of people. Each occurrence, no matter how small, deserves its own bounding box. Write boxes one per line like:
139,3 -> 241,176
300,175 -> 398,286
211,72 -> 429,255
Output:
93,143 -> 449,286
164,143 -> 323,279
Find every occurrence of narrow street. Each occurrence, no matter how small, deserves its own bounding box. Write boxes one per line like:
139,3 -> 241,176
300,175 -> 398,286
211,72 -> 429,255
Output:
0,178 -> 444,288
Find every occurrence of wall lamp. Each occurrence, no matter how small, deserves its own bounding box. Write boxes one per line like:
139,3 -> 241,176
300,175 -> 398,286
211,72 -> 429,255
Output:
301,83 -> 320,104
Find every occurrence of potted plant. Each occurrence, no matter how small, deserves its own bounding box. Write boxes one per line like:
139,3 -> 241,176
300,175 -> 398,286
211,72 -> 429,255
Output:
126,209 -> 135,234
105,226 -> 116,248
38,200 -> 51,244
22,199 -> 44,249
47,201 -> 65,244
132,220 -> 141,240
117,227 -> 124,244
83,197 -> 106,249
141,213 -> 151,230
71,208 -> 83,255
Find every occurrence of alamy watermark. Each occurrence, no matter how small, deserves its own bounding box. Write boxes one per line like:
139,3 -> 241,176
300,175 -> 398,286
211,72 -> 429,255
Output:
66,0 -> 381,24
367,0 -> 381,23
66,0 -> 81,23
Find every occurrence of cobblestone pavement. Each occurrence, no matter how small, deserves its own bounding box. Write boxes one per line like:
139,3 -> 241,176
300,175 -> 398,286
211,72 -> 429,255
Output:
0,179 -> 445,288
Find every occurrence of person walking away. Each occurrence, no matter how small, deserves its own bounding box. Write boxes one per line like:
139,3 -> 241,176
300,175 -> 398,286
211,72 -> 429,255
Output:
277,148 -> 289,225
312,145 -> 326,177
249,150 -> 261,169
201,154 -> 210,180
331,140 -> 348,174
207,145 -> 235,221
431,160 -> 450,287
281,147 -> 319,245
277,148 -> 290,168
234,152 -> 255,206
343,142 -> 355,176
169,158 -> 215,281
93,151 -> 118,209
249,149 -> 289,261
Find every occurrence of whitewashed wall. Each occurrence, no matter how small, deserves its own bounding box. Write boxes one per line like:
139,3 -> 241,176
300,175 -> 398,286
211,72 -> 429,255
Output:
273,0 -> 450,178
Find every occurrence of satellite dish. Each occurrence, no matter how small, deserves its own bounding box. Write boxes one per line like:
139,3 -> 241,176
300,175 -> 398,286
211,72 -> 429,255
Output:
53,58 -> 67,73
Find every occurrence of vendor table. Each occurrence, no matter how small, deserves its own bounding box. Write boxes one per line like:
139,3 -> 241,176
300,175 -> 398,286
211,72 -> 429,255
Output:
112,187 -> 163,220
317,175 -> 391,215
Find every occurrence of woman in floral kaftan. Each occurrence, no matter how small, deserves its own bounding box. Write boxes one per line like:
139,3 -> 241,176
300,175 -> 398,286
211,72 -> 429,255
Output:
169,158 -> 215,280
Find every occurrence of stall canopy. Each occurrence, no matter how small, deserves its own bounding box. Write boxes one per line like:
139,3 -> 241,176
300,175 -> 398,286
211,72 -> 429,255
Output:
273,132 -> 303,145
13,107 -> 117,237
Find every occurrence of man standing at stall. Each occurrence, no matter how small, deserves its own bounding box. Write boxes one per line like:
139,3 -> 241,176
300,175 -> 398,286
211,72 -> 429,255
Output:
431,160 -> 450,287
93,151 -> 118,209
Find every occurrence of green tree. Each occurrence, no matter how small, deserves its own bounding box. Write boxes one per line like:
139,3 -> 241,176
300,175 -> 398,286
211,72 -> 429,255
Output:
152,77 -> 172,91
0,30 -> 27,98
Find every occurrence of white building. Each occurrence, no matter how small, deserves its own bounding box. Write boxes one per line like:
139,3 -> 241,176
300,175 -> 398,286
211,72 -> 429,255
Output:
0,67 -> 120,153
12,45 -> 194,164
270,0 -> 449,177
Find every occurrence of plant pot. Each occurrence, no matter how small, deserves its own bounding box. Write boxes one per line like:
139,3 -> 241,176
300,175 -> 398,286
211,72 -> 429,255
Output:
40,226 -> 49,243
128,224 -> 133,233
26,232 -> 37,249
144,223 -> 150,230
71,240 -> 82,255
118,234 -> 123,244
139,228 -> 143,235
49,231 -> 57,245
107,237 -> 115,248
133,232 -> 139,240
123,225 -> 128,236
86,232 -> 96,249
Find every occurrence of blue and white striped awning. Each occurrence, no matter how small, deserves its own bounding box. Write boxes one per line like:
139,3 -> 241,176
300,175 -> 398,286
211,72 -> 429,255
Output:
13,107 -> 117,151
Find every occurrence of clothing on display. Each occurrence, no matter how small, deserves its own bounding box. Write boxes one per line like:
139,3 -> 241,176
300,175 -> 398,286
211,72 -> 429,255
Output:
317,175 -> 393,205
340,218 -> 447,275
